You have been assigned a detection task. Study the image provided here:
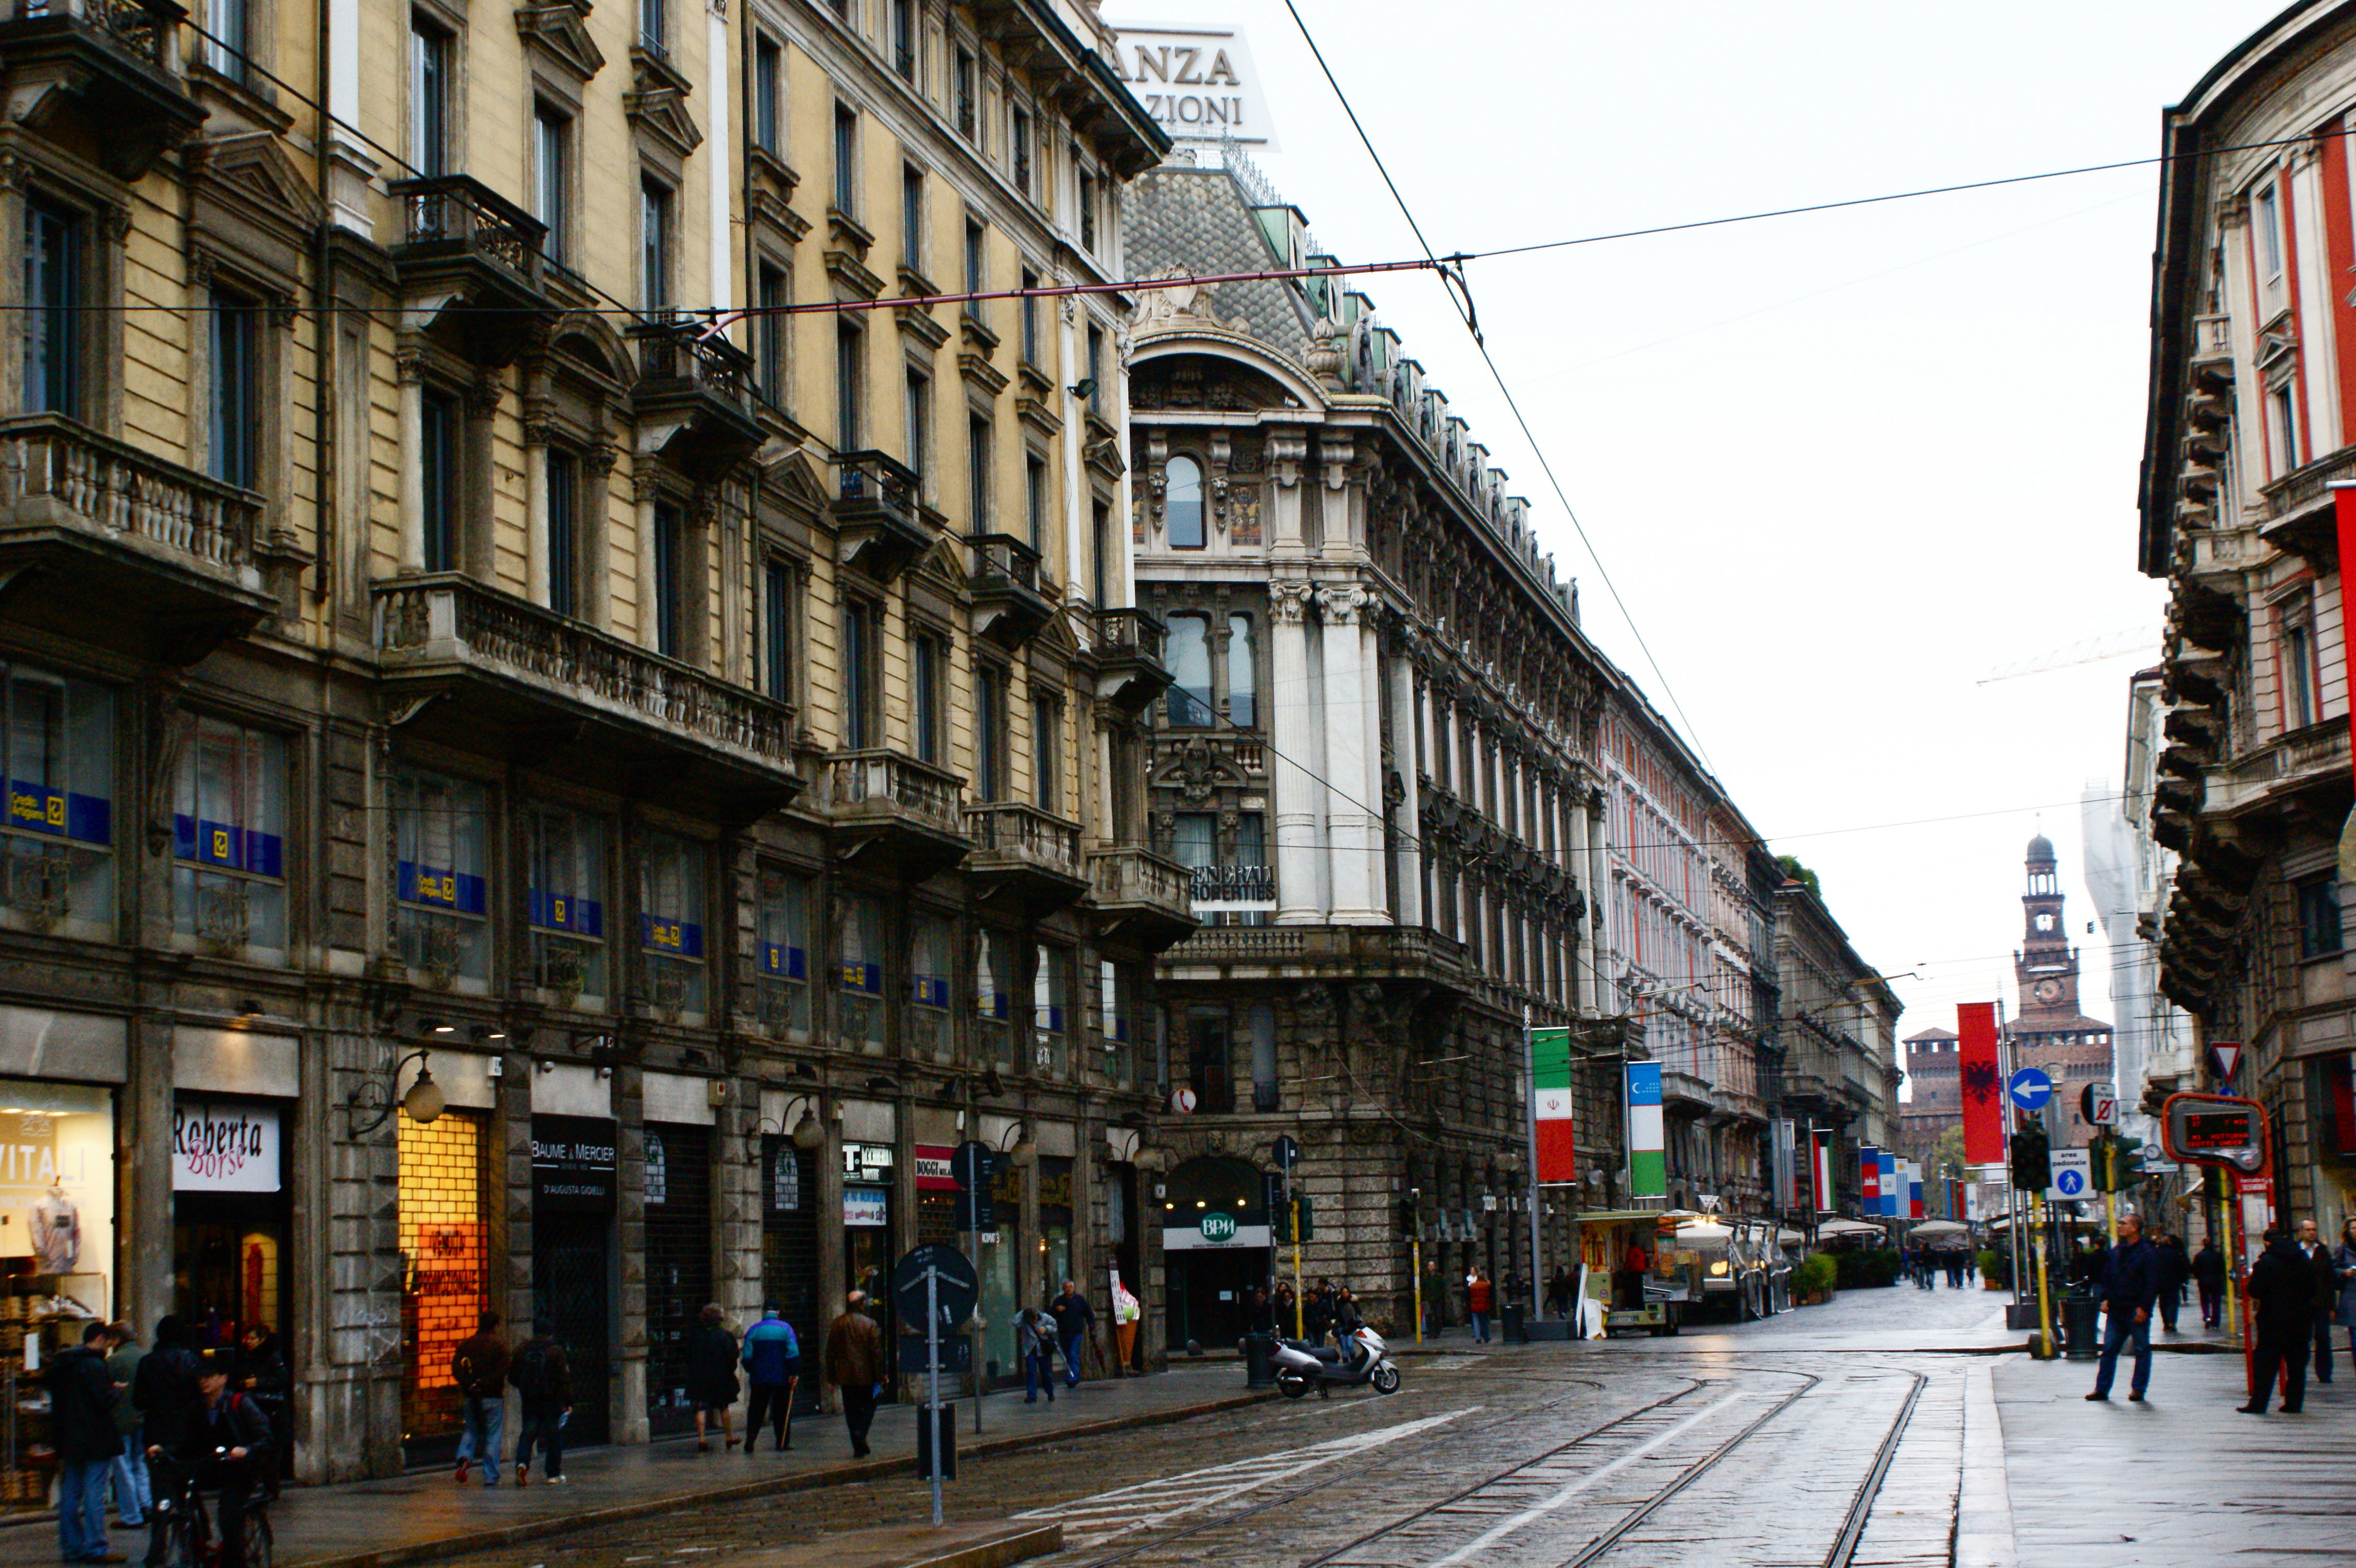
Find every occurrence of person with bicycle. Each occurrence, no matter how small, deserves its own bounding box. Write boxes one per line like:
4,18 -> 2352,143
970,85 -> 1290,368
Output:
149,1351 -> 269,1568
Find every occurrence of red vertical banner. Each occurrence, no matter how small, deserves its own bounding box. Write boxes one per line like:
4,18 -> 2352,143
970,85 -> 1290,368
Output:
1957,1002 -> 2005,1167
2337,488 -> 2356,770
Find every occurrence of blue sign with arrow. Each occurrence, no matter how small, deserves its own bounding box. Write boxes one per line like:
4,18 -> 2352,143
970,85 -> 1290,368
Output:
2007,1067 -> 2054,1111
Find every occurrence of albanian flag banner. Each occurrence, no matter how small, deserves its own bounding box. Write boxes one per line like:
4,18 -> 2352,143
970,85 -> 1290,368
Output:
1957,1001 -> 2006,1167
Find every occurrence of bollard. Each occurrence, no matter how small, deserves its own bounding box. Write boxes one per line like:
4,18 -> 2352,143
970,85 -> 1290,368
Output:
1244,1330 -> 1278,1388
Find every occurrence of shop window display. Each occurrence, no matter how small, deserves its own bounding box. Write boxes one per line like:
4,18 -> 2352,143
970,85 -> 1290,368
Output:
0,1081 -> 114,1510
399,1110 -> 487,1458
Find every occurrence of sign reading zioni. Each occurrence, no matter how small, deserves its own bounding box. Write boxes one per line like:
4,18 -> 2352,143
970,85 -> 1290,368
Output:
1106,24 -> 1280,148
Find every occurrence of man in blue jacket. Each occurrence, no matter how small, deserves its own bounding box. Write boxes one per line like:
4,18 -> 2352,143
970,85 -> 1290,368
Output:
740,1304 -> 800,1453
2086,1212 -> 2158,1403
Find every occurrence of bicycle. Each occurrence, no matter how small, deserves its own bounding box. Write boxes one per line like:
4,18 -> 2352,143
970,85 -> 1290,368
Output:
150,1449 -> 273,1568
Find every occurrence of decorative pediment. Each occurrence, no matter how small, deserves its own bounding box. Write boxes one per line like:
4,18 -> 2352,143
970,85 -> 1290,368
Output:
516,1 -> 607,88
913,534 -> 970,590
190,131 -> 322,227
758,448 -> 834,521
188,131 -> 324,289
625,48 -> 702,161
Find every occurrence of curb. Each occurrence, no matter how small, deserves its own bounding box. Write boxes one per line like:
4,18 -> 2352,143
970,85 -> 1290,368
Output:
289,1389 -> 1273,1568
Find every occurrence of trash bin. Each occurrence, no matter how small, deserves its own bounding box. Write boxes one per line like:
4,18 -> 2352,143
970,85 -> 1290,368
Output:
1243,1331 -> 1278,1388
2063,1293 -> 2101,1361
1502,1301 -> 1527,1344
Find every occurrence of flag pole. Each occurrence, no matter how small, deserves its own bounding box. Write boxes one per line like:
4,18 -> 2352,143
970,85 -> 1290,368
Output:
1523,1006 -> 1542,1319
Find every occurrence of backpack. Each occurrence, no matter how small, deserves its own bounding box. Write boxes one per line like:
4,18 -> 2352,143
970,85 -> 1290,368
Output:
511,1340 -> 553,1402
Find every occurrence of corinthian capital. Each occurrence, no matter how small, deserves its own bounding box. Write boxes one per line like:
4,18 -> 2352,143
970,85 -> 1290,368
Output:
1268,580 -> 1314,624
1318,583 -> 1371,625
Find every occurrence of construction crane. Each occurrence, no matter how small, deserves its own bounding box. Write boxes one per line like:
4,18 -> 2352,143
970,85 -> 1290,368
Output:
1976,629 -> 2158,685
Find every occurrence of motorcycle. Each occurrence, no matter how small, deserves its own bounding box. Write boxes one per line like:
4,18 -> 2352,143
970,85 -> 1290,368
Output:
1272,1325 -> 1402,1398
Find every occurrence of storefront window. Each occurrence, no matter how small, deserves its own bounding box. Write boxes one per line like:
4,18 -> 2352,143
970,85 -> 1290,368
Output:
1033,945 -> 1068,1078
0,1081 -> 112,1318
840,893 -> 886,1052
978,1157 -> 1023,1382
395,768 -> 489,991
400,1109 -> 487,1458
0,665 -> 113,943
976,928 -> 1013,1072
173,716 -> 287,960
1039,1153 -> 1073,1314
842,1141 -> 894,1343
172,1095 -> 289,1456
910,913 -> 953,1062
643,1122 -> 712,1433
528,805 -> 607,1011
757,870 -> 811,1037
639,831 -> 708,1023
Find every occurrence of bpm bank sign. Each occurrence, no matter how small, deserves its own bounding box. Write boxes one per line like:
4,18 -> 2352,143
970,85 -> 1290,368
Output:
1106,24 -> 1280,148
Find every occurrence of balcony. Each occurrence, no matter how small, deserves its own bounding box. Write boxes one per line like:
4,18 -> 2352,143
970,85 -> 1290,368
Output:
813,749 -> 970,877
1089,606 -> 1172,713
1163,923 -> 1465,981
0,414 -> 279,662
968,534 -> 1055,649
832,450 -> 936,581
2210,718 -> 2349,821
373,574 -> 800,818
1661,1070 -> 1713,1116
631,317 -> 763,482
963,801 -> 1087,915
1088,845 -> 1198,953
387,177 -> 558,369
0,0 -> 204,180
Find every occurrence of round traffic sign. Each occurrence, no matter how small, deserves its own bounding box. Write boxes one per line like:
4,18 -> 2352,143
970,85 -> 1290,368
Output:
891,1243 -> 978,1334
1271,1135 -> 1300,1170
1200,1211 -> 1236,1243
2054,1167 -> 2088,1199
2007,1068 -> 2054,1111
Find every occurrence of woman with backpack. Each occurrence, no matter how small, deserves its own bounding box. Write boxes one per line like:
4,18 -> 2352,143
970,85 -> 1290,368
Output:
508,1317 -> 572,1486
685,1304 -> 741,1452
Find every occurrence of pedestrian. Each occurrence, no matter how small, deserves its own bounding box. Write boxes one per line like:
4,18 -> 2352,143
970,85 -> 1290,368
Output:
2335,1218 -> 2356,1375
1018,1306 -> 1057,1403
1048,1279 -> 1095,1388
1545,1268 -> 1574,1319
1272,1281 -> 1297,1338
1112,1276 -> 1141,1374
132,1319 -> 198,1568
685,1303 -> 741,1452
2085,1212 -> 2158,1403
103,1323 -> 147,1532
1332,1288 -> 1365,1345
2193,1236 -> 2227,1329
2294,1219 -> 2337,1384
1304,1283 -> 1334,1345
2155,1233 -> 2192,1334
508,1315 -> 572,1486
153,1350 -> 267,1568
823,1291 -> 886,1458
50,1319 -> 124,1563
2242,1226 -> 2314,1414
1466,1268 -> 1494,1343
1245,1286 -> 1273,1335
740,1302 -> 799,1454
450,1308 -> 510,1486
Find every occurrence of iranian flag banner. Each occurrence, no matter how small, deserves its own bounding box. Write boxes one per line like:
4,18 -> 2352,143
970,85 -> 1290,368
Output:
1626,1062 -> 1665,1197
1532,1026 -> 1577,1183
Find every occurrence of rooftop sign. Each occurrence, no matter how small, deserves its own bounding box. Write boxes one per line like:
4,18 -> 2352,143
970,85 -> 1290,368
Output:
1106,24 -> 1280,149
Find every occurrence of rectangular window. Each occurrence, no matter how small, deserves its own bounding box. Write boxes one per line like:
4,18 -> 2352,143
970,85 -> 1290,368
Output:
172,716 -> 288,958
1165,615 -> 1211,726
1077,165 -> 1097,254
904,367 -> 929,479
1033,691 -> 1060,812
0,662 -> 114,943
546,449 -> 579,618
410,18 -> 449,177
23,201 -> 81,418
967,413 -> 990,533
651,502 -> 683,658
1086,325 -> 1104,416
1033,944 -> 1068,1077
1186,1007 -> 1232,1114
901,165 -> 924,271
638,0 -> 664,53
640,830 -> 707,1021
833,105 -> 858,214
835,322 -> 862,448
527,804 -> 607,1011
840,892 -> 886,1050
209,289 -> 259,489
756,869 -> 810,1034
641,180 -> 672,311
395,768 -> 489,988
1020,269 -> 1039,365
534,106 -> 571,267
909,912 -> 953,1059
1250,1003 -> 1278,1112
420,389 -> 460,574
974,665 -> 1004,801
963,219 -> 986,321
1092,499 -> 1112,604
2283,604 -> 2317,729
890,0 -> 913,80
954,47 -> 976,140
1171,812 -> 1213,871
753,35 -> 782,153
842,599 -> 875,749
975,928 -> 1013,1071
756,263 -> 788,399
1097,961 -> 1132,1087
1011,107 -> 1032,199
1227,613 -> 1256,728
2272,383 -> 2300,473
2257,180 -> 2283,279
911,632 -> 941,765
763,558 -> 795,703
1025,453 -> 1046,550
2300,876 -> 2343,959
205,0 -> 248,77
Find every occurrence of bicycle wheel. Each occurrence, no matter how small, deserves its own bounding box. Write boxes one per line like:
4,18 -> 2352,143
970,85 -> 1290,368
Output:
243,1511 -> 273,1568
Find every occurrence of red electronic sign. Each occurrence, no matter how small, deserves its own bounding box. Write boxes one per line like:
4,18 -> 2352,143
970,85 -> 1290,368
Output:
2180,1108 -> 2255,1150
2162,1093 -> 2268,1173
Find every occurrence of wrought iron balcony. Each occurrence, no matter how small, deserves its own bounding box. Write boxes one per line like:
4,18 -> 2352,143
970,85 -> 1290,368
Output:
0,414 -> 277,661
385,176 -> 558,369
1088,845 -> 1197,953
373,573 -> 801,817
963,801 -> 1087,915
0,0 -> 202,180
968,533 -> 1054,649
1089,606 -> 1171,713
630,316 -> 763,481
832,450 -> 936,581
814,748 -> 970,877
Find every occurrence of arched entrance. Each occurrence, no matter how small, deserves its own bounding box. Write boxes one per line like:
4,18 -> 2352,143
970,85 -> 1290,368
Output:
1161,1156 -> 1270,1349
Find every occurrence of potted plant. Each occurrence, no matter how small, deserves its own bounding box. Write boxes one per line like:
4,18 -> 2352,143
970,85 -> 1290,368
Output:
1978,1248 -> 2010,1289
1793,1251 -> 1837,1305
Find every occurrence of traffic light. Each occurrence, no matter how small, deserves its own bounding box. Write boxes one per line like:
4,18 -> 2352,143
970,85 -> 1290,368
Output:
1278,1194 -> 1317,1244
2096,1134 -> 2144,1191
2010,1124 -> 2051,1191
1398,1196 -> 1420,1240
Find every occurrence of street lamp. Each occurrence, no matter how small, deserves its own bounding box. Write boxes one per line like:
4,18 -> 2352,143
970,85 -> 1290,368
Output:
347,1049 -> 445,1135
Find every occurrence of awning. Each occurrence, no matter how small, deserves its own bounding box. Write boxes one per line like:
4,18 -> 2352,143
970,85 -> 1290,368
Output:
1909,1219 -> 1970,1237
1817,1217 -> 1884,1237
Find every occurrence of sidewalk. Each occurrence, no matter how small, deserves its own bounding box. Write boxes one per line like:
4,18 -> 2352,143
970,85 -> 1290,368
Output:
0,1366 -> 1266,1568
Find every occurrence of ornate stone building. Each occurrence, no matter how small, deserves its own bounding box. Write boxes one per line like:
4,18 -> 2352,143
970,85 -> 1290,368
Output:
1771,871 -> 1904,1216
2005,835 -> 2115,1139
1898,1027 -> 1962,1164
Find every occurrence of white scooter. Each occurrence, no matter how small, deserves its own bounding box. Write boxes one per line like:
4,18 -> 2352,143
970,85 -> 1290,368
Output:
1272,1325 -> 1402,1398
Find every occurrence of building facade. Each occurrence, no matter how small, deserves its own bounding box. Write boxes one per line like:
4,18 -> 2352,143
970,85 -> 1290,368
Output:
2139,0 -> 2356,1239
0,0 -> 1187,1493
1897,1026 -> 1960,1165
1770,870 -> 1903,1217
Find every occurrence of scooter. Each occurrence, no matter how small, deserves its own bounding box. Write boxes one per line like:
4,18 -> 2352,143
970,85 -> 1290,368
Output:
1273,1325 -> 1402,1398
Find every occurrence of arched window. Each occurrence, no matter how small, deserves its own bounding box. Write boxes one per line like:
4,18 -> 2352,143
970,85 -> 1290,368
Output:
1227,613 -> 1256,727
1165,455 -> 1205,548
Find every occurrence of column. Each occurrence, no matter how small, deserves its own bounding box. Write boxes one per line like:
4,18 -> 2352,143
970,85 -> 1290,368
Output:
522,408 -> 552,606
1321,583 -> 1382,924
2291,144 -> 2341,452
633,464 -> 662,648
583,441 -> 619,631
1269,581 -> 1322,924
1390,654 -> 1423,927
1585,788 -> 1610,1011
1267,432 -> 1308,556
465,371 -> 501,579
704,0 -> 733,325
396,346 -> 424,571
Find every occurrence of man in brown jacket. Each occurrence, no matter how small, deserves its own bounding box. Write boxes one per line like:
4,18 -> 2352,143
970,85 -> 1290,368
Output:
450,1309 -> 511,1485
823,1291 -> 886,1457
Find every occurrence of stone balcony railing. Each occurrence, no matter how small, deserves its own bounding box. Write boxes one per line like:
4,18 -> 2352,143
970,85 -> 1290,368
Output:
2210,719 -> 2350,817
1164,922 -> 1465,977
964,801 -> 1083,879
0,413 -> 261,577
1092,844 -> 1190,909
813,748 -> 965,837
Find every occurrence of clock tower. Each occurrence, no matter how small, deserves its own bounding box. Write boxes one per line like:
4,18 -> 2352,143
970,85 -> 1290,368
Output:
2015,832 -> 2079,1022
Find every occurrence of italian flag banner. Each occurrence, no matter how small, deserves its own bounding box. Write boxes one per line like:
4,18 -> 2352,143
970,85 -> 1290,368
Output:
1532,1026 -> 1577,1184
1625,1061 -> 1665,1198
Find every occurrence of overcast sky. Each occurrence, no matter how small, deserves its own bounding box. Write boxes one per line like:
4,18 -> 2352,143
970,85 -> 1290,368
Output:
1110,1 -> 2286,1061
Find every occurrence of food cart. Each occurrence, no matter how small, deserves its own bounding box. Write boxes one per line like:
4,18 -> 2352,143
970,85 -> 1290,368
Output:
1576,1210 -> 1690,1337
